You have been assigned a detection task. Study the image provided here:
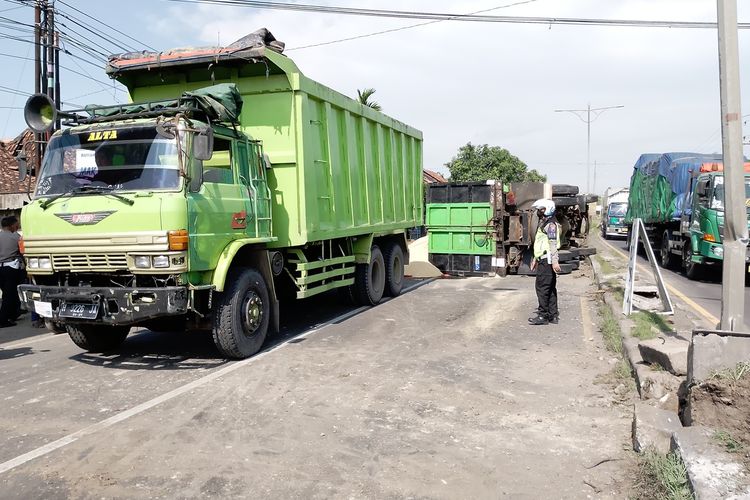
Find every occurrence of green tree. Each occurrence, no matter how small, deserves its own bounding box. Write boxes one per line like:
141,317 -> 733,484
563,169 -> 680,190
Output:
356,88 -> 382,111
445,143 -> 546,183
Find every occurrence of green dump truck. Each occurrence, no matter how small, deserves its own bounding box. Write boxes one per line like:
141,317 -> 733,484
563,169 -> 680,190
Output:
19,30 -> 423,358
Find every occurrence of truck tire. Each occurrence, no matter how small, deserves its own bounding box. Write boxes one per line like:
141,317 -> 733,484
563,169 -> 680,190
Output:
558,263 -> 573,274
384,242 -> 404,297
558,250 -> 574,263
212,268 -> 270,359
67,324 -> 130,353
353,245 -> 386,306
659,230 -> 677,269
577,247 -> 597,257
552,184 -> 579,196
682,240 -> 702,281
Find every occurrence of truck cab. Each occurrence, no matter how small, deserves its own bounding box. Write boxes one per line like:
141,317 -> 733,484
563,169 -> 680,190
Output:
602,202 -> 629,239
682,169 -> 750,277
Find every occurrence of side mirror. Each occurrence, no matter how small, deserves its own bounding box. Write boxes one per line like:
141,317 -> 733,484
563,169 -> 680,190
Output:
193,128 -> 214,161
695,180 -> 710,198
189,159 -> 203,193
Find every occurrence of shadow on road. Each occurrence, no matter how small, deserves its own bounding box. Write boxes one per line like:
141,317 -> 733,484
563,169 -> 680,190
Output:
67,279 -> 431,370
0,346 -> 34,361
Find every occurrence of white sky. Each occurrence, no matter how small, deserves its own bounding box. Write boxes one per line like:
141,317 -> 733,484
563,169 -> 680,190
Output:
0,0 -> 748,194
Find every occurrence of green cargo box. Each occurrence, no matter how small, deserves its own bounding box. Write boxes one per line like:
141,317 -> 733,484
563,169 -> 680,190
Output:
113,48 -> 423,248
428,228 -> 495,255
425,203 -> 493,228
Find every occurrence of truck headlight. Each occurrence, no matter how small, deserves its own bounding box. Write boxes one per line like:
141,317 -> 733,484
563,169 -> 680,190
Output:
39,257 -> 52,269
134,256 -> 151,269
712,246 -> 724,257
28,257 -> 39,269
152,255 -> 170,268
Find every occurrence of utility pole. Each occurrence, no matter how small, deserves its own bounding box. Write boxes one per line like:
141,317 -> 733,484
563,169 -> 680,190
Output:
716,0 -> 746,331
33,0 -> 41,175
554,104 -> 624,193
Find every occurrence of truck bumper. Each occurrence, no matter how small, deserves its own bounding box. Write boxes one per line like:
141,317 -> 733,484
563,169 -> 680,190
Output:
18,285 -> 189,325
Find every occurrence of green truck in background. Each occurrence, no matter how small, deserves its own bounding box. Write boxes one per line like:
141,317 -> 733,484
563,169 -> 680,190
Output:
626,153 -> 750,280
19,30 -> 423,359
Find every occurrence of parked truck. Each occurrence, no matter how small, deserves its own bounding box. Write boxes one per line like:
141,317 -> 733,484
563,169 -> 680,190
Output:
18,30 -> 423,358
600,187 -> 629,239
425,181 -> 596,276
625,152 -> 750,279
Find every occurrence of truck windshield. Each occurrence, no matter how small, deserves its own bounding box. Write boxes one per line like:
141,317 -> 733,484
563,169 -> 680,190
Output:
709,176 -> 750,211
608,203 -> 628,217
34,127 -> 181,198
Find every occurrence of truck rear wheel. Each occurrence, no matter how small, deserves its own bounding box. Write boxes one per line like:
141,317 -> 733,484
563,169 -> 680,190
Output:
212,268 -> 270,359
682,239 -> 702,280
384,242 -> 404,297
67,324 -> 130,353
660,230 -> 677,269
353,245 -> 385,306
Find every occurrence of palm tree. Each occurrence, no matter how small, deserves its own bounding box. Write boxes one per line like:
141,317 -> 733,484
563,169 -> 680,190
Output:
356,88 -> 382,111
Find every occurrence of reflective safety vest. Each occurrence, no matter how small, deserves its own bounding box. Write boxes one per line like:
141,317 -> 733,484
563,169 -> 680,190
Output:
533,220 -> 561,260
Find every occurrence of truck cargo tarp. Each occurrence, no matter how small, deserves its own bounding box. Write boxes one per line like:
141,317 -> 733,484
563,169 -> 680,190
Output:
89,83 -> 243,124
106,28 -> 284,75
626,152 -> 717,223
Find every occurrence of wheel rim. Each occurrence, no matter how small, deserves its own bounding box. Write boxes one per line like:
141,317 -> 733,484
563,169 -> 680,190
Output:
241,291 -> 263,336
392,254 -> 403,286
371,257 -> 385,295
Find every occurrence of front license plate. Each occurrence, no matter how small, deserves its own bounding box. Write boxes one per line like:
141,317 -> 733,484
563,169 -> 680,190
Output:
59,302 -> 99,320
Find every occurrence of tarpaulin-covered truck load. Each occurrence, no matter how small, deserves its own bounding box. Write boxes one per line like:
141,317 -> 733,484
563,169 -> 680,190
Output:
20,29 -> 423,359
625,152 -> 750,279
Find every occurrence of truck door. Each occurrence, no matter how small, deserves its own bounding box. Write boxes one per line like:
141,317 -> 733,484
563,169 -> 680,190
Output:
187,136 -> 248,270
236,139 -> 272,239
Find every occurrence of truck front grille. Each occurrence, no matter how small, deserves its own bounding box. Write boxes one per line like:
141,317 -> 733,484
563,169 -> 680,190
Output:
52,253 -> 128,271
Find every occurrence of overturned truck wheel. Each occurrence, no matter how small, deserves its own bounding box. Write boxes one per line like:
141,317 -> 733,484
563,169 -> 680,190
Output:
67,324 -> 130,353
213,268 -> 270,359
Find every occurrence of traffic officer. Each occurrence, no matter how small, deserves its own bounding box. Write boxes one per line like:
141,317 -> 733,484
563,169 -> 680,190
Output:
529,199 -> 561,325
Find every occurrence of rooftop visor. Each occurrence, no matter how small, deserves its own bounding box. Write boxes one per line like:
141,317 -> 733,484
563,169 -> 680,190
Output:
105,28 -> 293,89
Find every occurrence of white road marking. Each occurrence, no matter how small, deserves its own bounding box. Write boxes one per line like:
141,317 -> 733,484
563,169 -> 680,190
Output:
0,279 -> 434,475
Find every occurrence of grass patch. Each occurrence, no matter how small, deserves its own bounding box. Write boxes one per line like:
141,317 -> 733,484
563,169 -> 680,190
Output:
710,361 -> 750,382
595,254 -> 617,275
714,430 -> 745,453
631,311 -> 673,340
610,284 -> 625,304
598,302 -> 623,354
633,448 -> 692,500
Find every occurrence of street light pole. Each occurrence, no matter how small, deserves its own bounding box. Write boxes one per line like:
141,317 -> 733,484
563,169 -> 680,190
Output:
716,0 -> 746,331
555,104 -> 624,193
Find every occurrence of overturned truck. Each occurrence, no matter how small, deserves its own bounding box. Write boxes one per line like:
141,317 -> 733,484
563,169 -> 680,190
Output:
425,181 -> 596,276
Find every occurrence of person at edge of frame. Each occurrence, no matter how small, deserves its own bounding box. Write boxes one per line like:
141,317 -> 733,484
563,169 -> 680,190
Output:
0,215 -> 24,327
529,199 -> 562,326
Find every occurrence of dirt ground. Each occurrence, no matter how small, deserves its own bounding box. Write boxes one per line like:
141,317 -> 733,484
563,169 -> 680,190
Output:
690,373 -> 750,470
1,268 -> 638,498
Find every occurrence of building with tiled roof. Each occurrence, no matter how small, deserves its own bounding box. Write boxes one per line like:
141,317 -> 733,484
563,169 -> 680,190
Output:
423,169 -> 448,183
0,129 -> 38,217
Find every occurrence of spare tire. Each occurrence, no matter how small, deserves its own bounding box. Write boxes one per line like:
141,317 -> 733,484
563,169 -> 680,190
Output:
557,250 -> 574,263
577,247 -> 597,257
551,196 -> 579,207
552,184 -> 579,196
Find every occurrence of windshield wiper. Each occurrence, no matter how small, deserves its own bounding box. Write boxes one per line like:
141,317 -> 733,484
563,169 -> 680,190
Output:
39,184 -> 134,210
74,185 -> 135,206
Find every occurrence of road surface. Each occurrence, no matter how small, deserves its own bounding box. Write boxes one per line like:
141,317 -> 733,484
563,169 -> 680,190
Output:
0,272 -> 633,498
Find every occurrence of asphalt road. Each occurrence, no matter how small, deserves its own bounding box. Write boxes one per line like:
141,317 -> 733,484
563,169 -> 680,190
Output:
606,236 -> 749,329
0,272 -> 633,498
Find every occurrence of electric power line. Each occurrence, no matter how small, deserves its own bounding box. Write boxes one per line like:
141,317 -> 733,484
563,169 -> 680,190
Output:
288,0 -> 538,51
164,0 -> 750,29
57,0 -> 157,51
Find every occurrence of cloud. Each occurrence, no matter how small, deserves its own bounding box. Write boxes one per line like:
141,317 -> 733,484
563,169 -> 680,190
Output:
145,0 -> 750,191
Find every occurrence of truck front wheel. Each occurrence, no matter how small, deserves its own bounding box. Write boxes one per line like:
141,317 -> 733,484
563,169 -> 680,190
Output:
384,242 -> 404,297
354,245 -> 385,306
213,268 -> 270,359
660,230 -> 677,269
67,324 -> 130,353
682,240 -> 702,280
